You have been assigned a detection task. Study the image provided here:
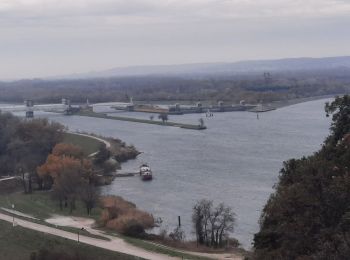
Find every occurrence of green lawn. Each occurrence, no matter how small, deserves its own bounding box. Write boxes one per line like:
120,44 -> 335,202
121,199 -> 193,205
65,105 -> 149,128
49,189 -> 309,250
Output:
0,220 -> 142,260
63,132 -> 103,155
123,236 -> 211,260
0,191 -> 102,221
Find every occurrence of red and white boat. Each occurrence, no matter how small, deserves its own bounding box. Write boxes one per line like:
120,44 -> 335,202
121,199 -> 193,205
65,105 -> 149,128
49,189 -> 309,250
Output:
139,164 -> 153,181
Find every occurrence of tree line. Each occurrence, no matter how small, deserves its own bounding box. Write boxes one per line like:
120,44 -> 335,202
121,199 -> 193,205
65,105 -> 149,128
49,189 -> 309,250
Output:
1,70 -> 350,105
253,95 -> 350,259
0,112 -> 63,193
0,112 -> 123,215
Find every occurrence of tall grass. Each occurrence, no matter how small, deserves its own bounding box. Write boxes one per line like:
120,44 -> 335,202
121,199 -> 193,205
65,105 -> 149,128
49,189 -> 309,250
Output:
99,196 -> 154,234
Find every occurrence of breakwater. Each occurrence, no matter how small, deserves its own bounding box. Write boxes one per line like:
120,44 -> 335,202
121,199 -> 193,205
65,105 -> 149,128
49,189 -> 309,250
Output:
76,111 -> 207,130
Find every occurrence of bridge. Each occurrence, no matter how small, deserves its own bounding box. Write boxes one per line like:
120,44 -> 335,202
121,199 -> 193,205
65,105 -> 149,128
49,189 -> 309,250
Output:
0,99 -> 72,118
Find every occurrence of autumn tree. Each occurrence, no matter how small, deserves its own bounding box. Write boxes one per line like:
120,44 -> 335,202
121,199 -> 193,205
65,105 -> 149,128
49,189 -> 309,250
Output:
52,143 -> 84,159
52,157 -> 84,212
37,143 -> 96,212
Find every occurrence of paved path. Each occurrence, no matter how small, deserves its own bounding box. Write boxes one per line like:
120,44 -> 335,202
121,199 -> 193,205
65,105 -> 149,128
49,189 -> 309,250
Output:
1,207 -> 39,220
0,176 -> 17,182
0,212 -> 177,260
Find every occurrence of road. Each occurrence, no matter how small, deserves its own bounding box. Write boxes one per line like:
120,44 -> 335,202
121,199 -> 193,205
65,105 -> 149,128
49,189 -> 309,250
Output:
0,212 -> 177,260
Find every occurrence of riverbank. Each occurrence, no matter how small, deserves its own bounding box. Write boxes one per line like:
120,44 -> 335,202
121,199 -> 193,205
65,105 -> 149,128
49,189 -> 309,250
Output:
269,94 -> 338,109
0,191 -> 245,259
62,131 -> 139,183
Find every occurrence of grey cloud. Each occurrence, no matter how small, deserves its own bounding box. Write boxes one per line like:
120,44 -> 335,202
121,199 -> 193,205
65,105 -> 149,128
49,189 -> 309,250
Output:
0,0 -> 350,79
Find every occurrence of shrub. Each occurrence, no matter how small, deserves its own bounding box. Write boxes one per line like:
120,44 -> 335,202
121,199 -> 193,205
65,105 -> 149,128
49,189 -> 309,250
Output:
169,226 -> 186,242
123,220 -> 147,238
99,196 -> 154,237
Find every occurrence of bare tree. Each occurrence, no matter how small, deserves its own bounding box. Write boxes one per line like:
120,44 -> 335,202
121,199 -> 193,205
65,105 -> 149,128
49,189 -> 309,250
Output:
80,183 -> 100,215
169,226 -> 186,242
158,113 -> 168,124
192,199 -> 212,245
192,200 -> 235,248
199,118 -> 205,128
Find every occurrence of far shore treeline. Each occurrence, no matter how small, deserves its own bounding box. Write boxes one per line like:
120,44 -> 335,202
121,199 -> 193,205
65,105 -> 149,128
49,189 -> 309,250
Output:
0,69 -> 350,105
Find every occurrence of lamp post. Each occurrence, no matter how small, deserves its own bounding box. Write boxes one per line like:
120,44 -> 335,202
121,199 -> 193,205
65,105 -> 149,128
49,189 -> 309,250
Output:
78,227 -> 85,243
12,204 -> 15,227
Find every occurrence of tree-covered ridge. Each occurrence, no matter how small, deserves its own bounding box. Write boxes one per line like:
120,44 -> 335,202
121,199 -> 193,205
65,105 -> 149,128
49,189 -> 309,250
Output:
253,95 -> 350,259
1,70 -> 350,104
0,113 -> 63,177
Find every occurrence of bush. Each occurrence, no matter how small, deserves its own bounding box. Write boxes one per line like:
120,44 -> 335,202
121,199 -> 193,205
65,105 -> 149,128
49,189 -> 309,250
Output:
99,196 -> 154,237
169,226 -> 186,242
123,221 -> 147,238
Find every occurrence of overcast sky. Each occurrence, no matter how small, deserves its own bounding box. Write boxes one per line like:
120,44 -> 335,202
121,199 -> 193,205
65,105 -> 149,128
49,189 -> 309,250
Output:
1,0 -> 350,79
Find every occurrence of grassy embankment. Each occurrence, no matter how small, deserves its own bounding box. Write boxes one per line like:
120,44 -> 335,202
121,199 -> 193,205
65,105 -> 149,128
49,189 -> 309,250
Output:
0,193 -> 213,260
63,132 -> 102,155
0,190 -> 110,241
0,219 -> 141,260
123,236 -> 211,260
0,191 -> 101,221
76,111 -> 207,130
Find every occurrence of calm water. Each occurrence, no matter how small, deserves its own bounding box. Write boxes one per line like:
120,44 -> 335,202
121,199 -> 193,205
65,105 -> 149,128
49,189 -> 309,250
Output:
6,99 -> 331,248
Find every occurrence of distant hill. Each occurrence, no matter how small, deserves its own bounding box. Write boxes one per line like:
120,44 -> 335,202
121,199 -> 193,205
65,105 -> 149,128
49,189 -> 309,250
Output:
57,56 -> 350,79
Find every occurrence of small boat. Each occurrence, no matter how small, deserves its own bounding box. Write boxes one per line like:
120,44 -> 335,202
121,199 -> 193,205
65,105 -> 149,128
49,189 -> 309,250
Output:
139,164 -> 153,181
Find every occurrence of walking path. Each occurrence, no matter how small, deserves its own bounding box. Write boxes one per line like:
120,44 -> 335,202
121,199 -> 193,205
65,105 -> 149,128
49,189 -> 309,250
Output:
0,209 -> 244,260
0,212 -> 177,260
1,207 -> 39,220
0,176 -> 17,182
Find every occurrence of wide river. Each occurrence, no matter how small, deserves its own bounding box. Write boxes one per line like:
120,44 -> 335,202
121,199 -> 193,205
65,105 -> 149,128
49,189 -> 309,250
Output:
8,98 -> 332,248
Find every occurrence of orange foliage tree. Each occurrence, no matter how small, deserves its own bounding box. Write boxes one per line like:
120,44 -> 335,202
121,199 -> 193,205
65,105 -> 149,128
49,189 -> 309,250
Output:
37,143 -> 95,212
